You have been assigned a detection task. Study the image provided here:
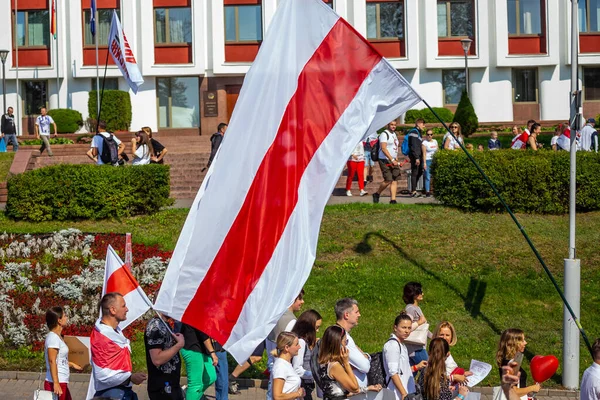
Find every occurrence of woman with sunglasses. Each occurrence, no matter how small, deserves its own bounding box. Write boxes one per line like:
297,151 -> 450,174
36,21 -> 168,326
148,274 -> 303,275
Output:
421,129 -> 438,197
443,123 -> 464,151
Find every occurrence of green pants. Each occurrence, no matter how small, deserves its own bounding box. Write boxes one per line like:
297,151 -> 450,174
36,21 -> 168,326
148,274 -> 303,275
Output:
181,348 -> 217,400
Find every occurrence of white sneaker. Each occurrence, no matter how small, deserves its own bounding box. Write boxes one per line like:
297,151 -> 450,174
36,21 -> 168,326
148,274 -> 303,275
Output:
346,190 -> 353,197
360,189 -> 368,196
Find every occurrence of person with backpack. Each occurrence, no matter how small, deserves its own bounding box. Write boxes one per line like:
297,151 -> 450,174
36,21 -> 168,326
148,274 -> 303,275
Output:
208,123 -> 227,168
407,119 -> 425,197
372,121 -> 401,204
87,121 -> 125,165
384,313 -> 427,400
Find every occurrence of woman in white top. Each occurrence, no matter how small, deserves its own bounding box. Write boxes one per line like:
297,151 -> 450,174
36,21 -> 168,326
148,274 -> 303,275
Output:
346,142 -> 368,197
272,332 -> 305,400
433,321 -> 472,385
44,306 -> 82,400
291,310 -> 323,400
421,129 -> 438,197
131,130 -> 154,165
443,123 -> 464,151
384,313 -> 427,400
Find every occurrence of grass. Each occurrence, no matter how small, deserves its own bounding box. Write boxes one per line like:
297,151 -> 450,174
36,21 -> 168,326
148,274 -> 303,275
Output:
1,204 -> 599,387
0,153 -> 15,181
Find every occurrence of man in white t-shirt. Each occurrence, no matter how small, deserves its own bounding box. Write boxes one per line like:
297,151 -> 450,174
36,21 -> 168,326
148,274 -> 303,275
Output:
35,107 -> 58,156
335,298 -> 370,392
581,338 -> 600,400
372,121 -> 401,204
87,121 -> 125,165
580,118 -> 597,152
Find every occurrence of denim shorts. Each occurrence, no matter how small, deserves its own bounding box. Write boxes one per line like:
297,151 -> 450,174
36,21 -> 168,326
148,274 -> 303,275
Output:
364,150 -> 375,167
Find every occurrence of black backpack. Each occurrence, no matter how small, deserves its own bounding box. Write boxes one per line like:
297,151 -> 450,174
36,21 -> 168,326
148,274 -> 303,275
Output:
370,134 -> 382,162
367,338 -> 401,386
98,133 -> 120,165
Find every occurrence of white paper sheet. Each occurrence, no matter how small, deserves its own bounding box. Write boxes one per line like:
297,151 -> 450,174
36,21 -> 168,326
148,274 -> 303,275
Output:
467,359 -> 493,387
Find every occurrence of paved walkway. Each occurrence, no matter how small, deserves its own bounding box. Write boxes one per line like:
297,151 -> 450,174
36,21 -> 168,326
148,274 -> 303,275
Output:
1,371 -> 579,400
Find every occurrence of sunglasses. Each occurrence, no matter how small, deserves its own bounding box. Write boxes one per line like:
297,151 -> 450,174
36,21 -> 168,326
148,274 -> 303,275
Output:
451,126 -> 458,129
426,134 -> 433,136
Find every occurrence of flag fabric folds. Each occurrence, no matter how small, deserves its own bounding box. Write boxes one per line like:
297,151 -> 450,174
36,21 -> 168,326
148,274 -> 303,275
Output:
90,320 -> 132,392
154,0 -> 421,363
102,245 -> 151,330
108,11 -> 144,94
50,0 -> 57,39
90,0 -> 97,37
511,131 -> 530,149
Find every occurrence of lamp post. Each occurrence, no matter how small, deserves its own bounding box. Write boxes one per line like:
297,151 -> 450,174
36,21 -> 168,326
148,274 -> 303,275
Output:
460,38 -> 472,96
0,50 -> 8,115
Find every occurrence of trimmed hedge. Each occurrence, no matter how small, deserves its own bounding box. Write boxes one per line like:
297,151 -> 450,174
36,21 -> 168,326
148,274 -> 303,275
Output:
47,109 -> 84,133
405,107 -> 454,124
431,150 -> 600,214
453,91 -> 479,137
88,90 -> 132,132
6,164 -> 172,221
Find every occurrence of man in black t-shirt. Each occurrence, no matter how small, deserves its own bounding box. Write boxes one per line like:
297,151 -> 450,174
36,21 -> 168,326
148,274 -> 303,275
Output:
208,123 -> 227,168
144,316 -> 185,400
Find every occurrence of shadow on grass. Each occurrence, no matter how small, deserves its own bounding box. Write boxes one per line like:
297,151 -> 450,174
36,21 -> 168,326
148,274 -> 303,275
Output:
354,231 -> 553,380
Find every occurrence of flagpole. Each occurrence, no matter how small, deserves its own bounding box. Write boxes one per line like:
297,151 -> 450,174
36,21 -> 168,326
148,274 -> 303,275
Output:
96,48 -> 109,134
94,6 -> 100,123
14,0 -> 20,135
54,0 -> 60,109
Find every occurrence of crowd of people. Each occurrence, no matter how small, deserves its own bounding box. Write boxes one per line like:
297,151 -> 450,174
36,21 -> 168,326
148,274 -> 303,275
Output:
41,286 -> 600,400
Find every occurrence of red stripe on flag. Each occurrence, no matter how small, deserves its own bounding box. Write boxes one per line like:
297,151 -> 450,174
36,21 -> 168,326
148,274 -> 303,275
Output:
106,264 -> 138,297
181,19 -> 382,344
91,327 -> 132,372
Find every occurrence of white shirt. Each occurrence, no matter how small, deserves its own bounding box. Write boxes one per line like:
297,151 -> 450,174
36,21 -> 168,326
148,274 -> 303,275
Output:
349,142 -> 365,162
45,331 -> 70,383
292,338 -> 312,380
580,125 -> 596,151
422,139 -> 438,161
383,335 -> 415,400
444,133 -> 463,150
551,135 -> 559,147
346,331 -> 370,387
581,362 -> 600,400
267,319 -> 297,370
91,132 -> 123,165
132,144 -> 151,165
378,130 -> 399,160
36,115 -> 55,136
445,353 -> 459,376
272,357 -> 302,399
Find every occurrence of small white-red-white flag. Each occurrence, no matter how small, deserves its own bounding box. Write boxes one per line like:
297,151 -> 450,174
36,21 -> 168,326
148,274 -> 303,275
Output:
102,245 -> 151,330
108,11 -> 143,94
154,0 -> 421,363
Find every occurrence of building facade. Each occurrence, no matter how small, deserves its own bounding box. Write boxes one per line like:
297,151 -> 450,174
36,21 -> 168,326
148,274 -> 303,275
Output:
0,0 -> 599,135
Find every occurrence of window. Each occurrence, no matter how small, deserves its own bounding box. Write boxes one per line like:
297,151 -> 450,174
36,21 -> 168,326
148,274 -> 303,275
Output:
15,11 -> 50,47
155,7 -> 192,44
507,0 -> 542,35
584,67 -> 600,100
366,2 -> 404,40
84,9 -> 120,46
442,70 -> 466,104
157,77 -> 200,128
91,78 -> 119,91
23,81 -> 48,115
224,5 -> 263,42
437,0 -> 474,38
513,69 -> 537,103
579,0 -> 600,33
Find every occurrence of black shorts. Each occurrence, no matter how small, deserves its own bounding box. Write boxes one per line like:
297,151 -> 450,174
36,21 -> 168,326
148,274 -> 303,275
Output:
251,341 -> 266,357
378,159 -> 401,182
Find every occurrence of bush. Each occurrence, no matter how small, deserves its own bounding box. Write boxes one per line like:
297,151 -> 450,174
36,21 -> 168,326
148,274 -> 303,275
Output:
88,90 -> 132,132
46,109 -> 83,133
453,91 -> 479,137
20,138 -> 74,146
431,150 -> 600,214
405,107 -> 454,124
6,164 -> 173,221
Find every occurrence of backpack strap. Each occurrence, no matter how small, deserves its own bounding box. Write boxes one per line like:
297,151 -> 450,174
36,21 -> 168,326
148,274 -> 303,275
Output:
384,337 -> 403,387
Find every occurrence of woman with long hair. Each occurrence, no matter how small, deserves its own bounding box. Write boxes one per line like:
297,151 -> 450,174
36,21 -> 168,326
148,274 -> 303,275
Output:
44,306 -> 82,400
316,325 -> 381,400
292,310 -> 323,400
403,282 -> 429,369
131,130 -> 155,165
418,338 -> 469,400
271,332 -> 305,400
443,123 -> 464,150
496,329 -> 540,398
433,321 -> 472,385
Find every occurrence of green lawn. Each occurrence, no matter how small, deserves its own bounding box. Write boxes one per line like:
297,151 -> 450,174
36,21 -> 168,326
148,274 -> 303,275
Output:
0,153 -> 15,181
1,204 -> 599,387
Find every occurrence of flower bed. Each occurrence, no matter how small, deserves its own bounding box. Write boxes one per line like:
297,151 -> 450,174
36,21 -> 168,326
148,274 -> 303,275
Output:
0,229 -> 171,350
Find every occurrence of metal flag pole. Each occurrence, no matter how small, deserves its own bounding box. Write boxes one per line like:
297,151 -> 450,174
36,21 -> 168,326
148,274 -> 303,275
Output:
94,2 -> 100,121
563,0 -> 582,390
54,0 -> 60,109
14,0 -> 20,135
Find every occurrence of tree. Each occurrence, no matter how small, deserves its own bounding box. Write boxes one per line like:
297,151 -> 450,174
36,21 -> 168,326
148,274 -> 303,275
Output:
453,91 -> 478,137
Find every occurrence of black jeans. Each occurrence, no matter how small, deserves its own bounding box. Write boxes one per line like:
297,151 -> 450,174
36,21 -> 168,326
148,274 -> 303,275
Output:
410,156 -> 424,192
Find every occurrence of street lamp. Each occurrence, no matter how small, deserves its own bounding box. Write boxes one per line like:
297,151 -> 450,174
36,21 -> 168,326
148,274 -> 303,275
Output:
460,38 -> 472,96
0,50 -> 8,115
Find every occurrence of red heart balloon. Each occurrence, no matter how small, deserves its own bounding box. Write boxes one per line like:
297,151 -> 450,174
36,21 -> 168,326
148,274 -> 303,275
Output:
530,355 -> 559,383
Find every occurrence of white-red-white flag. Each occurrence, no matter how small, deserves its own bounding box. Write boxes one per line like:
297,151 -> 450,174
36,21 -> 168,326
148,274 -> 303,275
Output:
108,11 -> 143,94
154,0 -> 421,362
102,245 -> 151,330
511,130 -> 530,149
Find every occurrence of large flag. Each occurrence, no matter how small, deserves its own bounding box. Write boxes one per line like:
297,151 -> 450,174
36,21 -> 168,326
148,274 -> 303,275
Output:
108,11 -> 143,94
154,0 -> 421,362
90,0 -> 97,36
102,245 -> 151,330
50,0 -> 57,39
